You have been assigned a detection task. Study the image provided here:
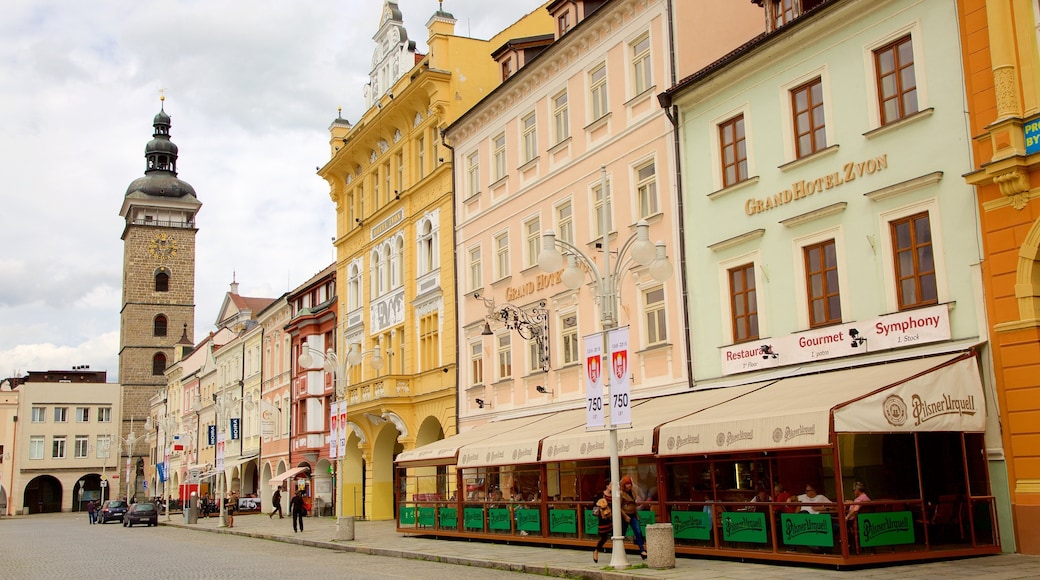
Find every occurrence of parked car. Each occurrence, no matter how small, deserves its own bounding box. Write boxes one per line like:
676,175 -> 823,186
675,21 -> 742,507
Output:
97,500 -> 128,524
123,502 -> 158,527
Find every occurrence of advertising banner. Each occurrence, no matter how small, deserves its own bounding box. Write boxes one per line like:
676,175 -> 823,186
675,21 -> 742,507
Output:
608,327 -> 631,427
329,404 -> 338,460
229,418 -> 240,441
779,513 -> 834,547
584,332 -> 604,428
338,401 -> 347,458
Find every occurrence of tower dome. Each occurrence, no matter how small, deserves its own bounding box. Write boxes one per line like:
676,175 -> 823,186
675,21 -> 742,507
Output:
124,102 -> 196,199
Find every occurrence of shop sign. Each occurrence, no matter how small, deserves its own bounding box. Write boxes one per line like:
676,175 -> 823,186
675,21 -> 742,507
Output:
779,513 -> 834,547
721,304 -> 951,375
670,510 -> 712,540
858,510 -> 915,547
488,508 -> 511,530
417,507 -> 435,527
744,155 -> 888,216
399,506 -> 415,525
464,507 -> 484,530
438,507 -> 457,529
721,511 -> 768,543
549,509 -> 577,533
1026,116 -> 1040,155
516,508 -> 541,532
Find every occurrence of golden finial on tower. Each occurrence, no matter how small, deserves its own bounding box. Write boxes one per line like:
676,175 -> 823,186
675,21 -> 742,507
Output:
159,88 -> 166,110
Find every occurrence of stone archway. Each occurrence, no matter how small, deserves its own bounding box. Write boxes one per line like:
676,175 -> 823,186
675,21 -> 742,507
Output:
371,423 -> 403,520
408,417 -> 446,501
1015,217 -> 1040,321
23,475 -> 62,514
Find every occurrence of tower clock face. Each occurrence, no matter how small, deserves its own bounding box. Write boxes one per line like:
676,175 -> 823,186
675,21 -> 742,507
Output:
148,232 -> 177,262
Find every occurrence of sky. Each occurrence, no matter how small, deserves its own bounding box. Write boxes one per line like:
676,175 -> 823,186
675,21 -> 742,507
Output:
0,0 -> 546,382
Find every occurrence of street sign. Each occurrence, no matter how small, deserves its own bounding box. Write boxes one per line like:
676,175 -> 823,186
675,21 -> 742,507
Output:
100,480 -> 108,488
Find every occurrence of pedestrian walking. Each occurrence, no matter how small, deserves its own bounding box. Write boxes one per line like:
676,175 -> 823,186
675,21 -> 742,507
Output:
592,483 -> 612,563
269,488 -> 283,519
290,490 -> 307,533
619,476 -> 648,559
86,500 -> 97,525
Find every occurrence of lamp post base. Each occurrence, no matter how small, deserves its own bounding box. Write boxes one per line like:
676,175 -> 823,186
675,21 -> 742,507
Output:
334,516 -> 355,541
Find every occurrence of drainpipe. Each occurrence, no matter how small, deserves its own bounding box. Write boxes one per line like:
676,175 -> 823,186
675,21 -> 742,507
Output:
441,128 -> 460,437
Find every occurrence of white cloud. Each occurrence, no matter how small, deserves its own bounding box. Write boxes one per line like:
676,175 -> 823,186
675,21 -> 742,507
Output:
0,0 -> 545,383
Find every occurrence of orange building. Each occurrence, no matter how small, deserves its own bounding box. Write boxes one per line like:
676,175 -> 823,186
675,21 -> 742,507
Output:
961,0 -> 1040,554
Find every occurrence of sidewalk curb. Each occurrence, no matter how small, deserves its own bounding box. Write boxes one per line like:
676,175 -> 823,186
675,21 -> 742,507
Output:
160,520 -> 650,580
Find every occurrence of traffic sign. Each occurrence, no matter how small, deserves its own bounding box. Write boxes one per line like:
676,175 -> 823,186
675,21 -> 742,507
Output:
100,480 -> 108,488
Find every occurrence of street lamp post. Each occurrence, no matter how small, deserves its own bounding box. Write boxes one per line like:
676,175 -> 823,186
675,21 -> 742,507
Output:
299,342 -> 384,528
537,166 -> 673,569
211,392 -> 235,527
119,418 -> 147,505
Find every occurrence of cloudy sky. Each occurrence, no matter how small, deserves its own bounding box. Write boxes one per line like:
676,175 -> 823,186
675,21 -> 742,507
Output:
0,0 -> 545,382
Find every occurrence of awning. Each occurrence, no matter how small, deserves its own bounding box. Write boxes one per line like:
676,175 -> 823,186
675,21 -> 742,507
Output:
458,409 -> 588,468
396,414 -> 551,468
658,352 -> 981,456
268,466 -> 310,486
540,381 -> 771,462
198,455 -> 258,480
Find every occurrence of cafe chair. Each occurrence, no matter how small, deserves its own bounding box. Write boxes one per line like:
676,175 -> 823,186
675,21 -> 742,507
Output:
929,495 -> 965,542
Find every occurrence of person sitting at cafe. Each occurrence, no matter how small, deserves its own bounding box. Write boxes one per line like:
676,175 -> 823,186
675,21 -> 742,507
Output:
791,483 -> 833,514
748,487 -> 772,512
846,482 -> 870,522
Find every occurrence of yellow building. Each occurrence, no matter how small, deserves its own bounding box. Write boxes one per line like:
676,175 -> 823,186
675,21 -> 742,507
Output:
318,2 -> 552,520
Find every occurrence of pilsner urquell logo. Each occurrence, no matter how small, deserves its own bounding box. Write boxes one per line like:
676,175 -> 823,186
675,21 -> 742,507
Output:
784,425 -> 816,442
551,510 -> 575,528
861,515 -> 911,543
912,393 -> 976,427
723,514 -> 764,536
726,430 -> 754,445
784,517 -> 829,540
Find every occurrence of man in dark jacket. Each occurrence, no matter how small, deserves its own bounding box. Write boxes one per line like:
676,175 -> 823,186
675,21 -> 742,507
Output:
290,490 -> 306,533
269,488 -> 283,518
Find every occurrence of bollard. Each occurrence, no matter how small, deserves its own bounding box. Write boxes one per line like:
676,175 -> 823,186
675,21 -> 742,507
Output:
646,523 -> 675,569
335,516 -> 355,541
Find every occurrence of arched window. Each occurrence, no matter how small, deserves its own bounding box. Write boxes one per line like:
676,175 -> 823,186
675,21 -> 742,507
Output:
371,250 -> 382,297
152,353 -> 167,375
155,271 -> 169,292
348,263 -> 361,310
392,236 -> 404,288
154,315 -> 168,337
378,245 -> 389,295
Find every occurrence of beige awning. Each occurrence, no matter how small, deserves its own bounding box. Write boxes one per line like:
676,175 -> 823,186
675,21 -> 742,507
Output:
541,381 -> 771,462
396,413 -> 555,467
658,352 -> 980,456
458,409 -> 588,468
268,466 -> 309,486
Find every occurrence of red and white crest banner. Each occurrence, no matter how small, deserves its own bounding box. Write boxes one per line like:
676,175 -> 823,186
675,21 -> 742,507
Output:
608,327 -> 632,426
584,332 -> 604,428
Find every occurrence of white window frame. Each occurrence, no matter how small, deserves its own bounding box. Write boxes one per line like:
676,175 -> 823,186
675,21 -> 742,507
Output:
76,407 -> 89,423
98,407 -> 112,422
589,62 -> 608,121
52,435 -> 66,459
75,435 -> 89,458
31,407 -> 45,423
522,112 -> 538,163
862,22 -> 927,131
877,198 -> 947,312
466,151 -> 480,197
54,407 -> 68,423
634,159 -> 658,218
556,199 -> 574,245
792,226 -> 848,331
630,32 -> 652,95
527,337 -> 542,374
497,333 -> 512,380
495,232 -> 510,280
717,251 -> 766,345
552,90 -> 569,144
29,436 -> 44,460
493,132 -> 507,181
348,261 -> 362,311
417,135 -> 426,180
470,341 -> 484,386
96,434 -> 112,460
591,178 -> 613,238
643,285 -> 667,346
561,312 -> 579,365
417,220 -> 436,276
468,245 -> 483,292
779,66 -> 834,164
524,216 -> 541,268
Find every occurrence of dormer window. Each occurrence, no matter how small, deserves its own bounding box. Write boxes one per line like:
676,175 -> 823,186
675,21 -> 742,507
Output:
763,0 -> 828,32
558,13 -> 571,36
502,58 -> 513,80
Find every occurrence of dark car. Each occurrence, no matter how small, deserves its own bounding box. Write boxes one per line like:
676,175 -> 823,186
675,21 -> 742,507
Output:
97,500 -> 128,524
123,502 -> 158,527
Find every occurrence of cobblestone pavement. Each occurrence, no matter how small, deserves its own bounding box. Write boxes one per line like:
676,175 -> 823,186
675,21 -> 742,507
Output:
0,512 -> 537,580
161,510 -> 1040,580
4,511 -> 1040,579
